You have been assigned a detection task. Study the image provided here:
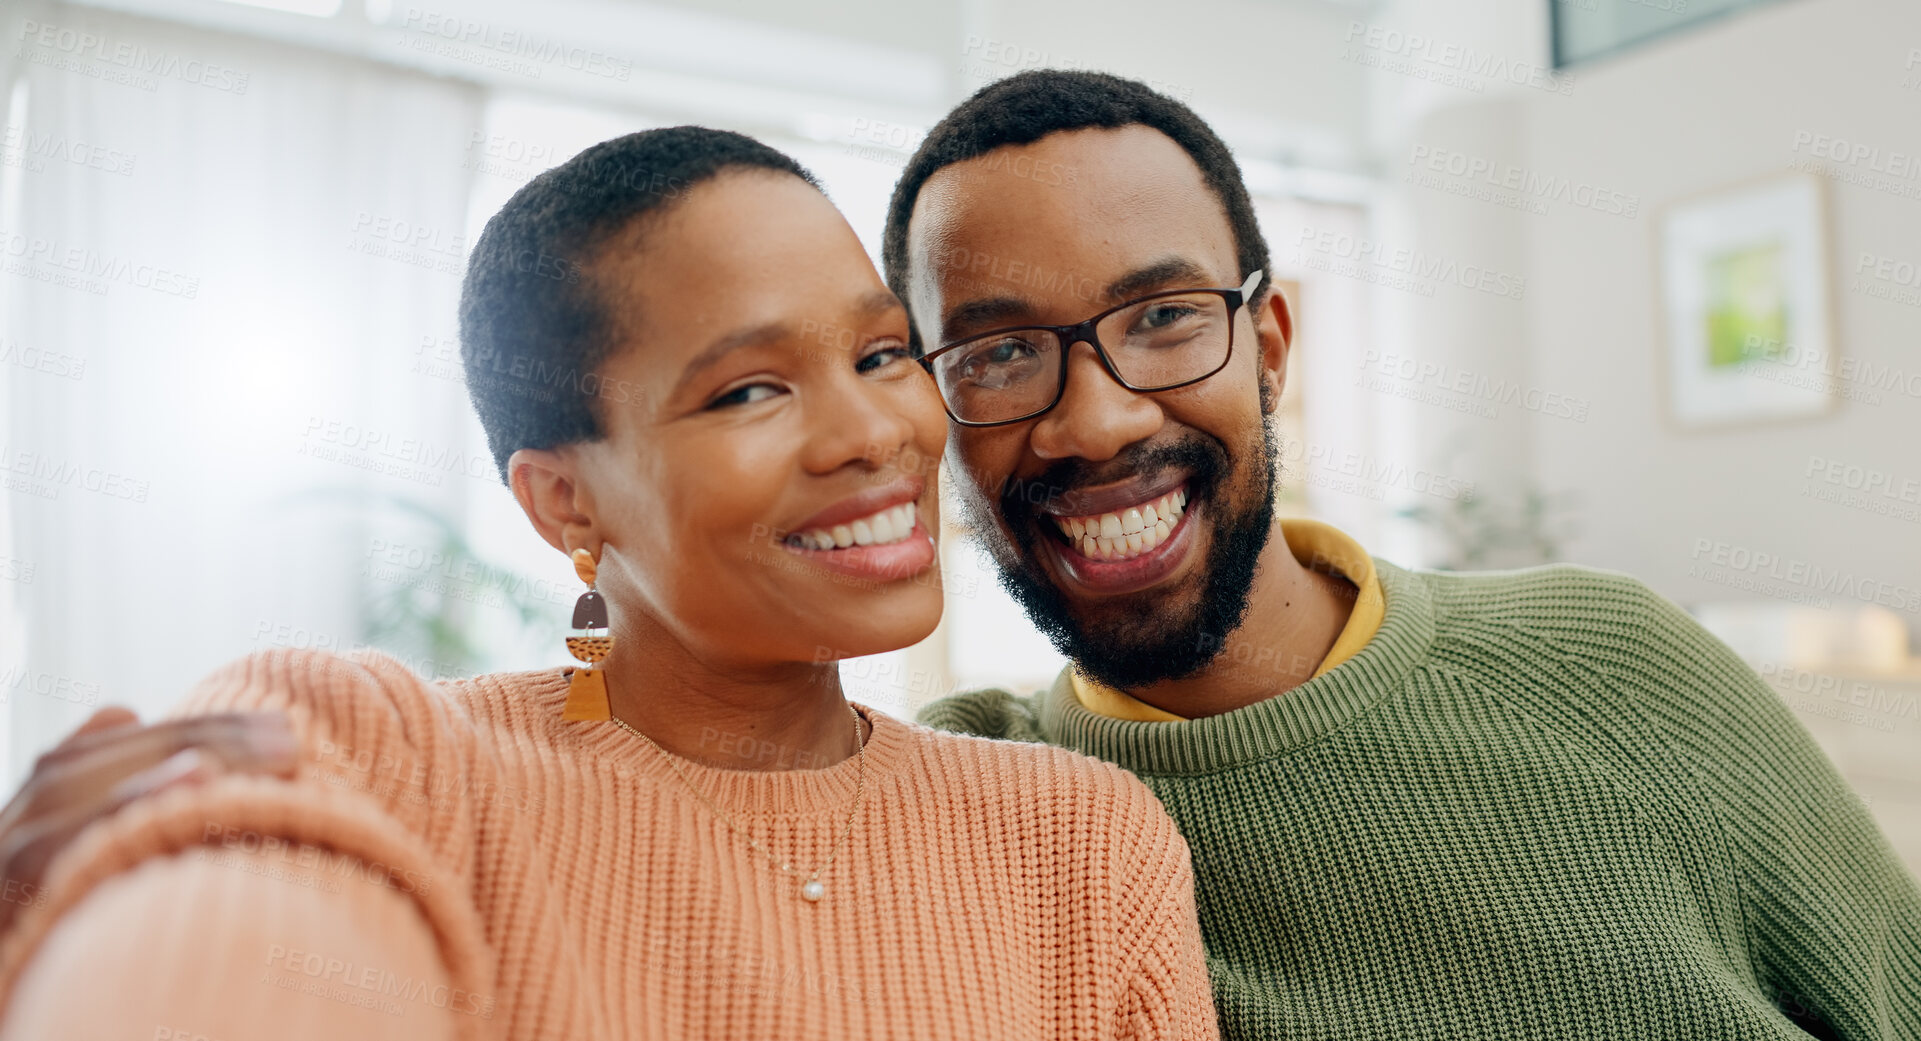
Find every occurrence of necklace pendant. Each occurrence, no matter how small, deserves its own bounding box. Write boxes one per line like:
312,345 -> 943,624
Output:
800,879 -> 825,902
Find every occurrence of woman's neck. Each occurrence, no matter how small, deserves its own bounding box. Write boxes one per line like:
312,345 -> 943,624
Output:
597,627 -> 863,773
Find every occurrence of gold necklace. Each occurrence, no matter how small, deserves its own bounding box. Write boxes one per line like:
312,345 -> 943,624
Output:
610,705 -> 867,902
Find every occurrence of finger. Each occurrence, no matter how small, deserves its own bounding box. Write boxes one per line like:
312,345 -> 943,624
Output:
38,712 -> 299,780
0,748 -> 226,935
57,707 -> 140,749
0,711 -> 137,833
0,750 -> 221,895
104,748 -> 221,806
19,714 -> 297,821
45,711 -> 286,765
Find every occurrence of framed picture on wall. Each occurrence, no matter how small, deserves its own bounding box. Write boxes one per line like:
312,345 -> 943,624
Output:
1656,173 -> 1836,429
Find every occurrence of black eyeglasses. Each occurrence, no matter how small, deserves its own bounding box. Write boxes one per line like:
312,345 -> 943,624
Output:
920,270 -> 1264,427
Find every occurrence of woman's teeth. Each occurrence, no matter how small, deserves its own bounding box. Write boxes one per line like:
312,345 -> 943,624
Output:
787,502 -> 918,551
1052,488 -> 1187,562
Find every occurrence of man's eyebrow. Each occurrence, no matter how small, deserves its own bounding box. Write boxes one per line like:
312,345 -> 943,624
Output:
937,257 -> 1220,343
1101,257 -> 1216,305
671,288 -> 905,397
940,295 -> 1034,339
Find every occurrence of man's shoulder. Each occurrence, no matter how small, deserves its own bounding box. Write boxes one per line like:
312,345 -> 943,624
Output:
1412,560 -> 1697,660
1407,559 -> 1775,719
1413,559 -> 1662,621
915,684 -> 1054,744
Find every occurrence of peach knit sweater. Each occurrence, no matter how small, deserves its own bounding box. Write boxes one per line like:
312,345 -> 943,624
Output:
0,649 -> 1218,1040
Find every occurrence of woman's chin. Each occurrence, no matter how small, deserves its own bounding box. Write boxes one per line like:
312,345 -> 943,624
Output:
793,590 -> 944,666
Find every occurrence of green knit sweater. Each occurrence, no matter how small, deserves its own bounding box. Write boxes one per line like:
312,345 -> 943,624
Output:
919,559 -> 1921,1040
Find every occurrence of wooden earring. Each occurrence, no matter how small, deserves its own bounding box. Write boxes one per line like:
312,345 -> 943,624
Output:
562,547 -> 613,721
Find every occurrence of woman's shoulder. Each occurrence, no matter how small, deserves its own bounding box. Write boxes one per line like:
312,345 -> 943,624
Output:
174,649 -> 574,808
878,710 -> 1196,902
178,646 -> 465,734
180,648 -> 574,735
882,710 -> 1172,822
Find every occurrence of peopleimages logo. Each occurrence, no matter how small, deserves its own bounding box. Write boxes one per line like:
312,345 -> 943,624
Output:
395,8 -> 633,82
958,36 -> 1193,101
15,20 -> 252,93
1406,145 -> 1639,218
1356,350 -> 1590,422
1293,226 -> 1526,301
1280,440 -> 1476,503
299,415 -> 499,486
1738,333 -> 1917,407
259,943 -> 494,1018
1689,538 -> 1921,613
1342,22 -> 1573,96
0,228 -> 199,298
1790,130 -> 1921,180
0,125 -> 137,176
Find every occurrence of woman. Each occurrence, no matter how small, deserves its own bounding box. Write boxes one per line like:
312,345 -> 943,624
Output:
0,127 -> 1217,1040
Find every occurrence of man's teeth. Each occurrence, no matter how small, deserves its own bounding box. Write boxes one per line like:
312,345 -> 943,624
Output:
789,502 -> 918,551
1053,489 -> 1187,562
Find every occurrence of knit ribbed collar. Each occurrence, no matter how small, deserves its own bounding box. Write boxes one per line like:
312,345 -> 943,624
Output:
505,669 -> 911,817
1037,558 -> 1437,776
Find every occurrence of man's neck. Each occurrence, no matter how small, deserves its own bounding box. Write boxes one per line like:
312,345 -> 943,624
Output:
1127,517 -> 1358,719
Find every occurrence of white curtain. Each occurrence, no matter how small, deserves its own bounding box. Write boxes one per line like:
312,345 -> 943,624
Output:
0,3 -> 485,780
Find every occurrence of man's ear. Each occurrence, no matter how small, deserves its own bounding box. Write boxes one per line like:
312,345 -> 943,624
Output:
1255,286 -> 1294,415
508,447 -> 599,559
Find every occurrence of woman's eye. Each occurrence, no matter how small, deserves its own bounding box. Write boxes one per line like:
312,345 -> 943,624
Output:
709,383 -> 782,409
857,344 -> 914,374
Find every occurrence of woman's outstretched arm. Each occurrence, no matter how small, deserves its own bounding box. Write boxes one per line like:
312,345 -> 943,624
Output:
0,648 -> 499,1039
3,841 -> 462,1040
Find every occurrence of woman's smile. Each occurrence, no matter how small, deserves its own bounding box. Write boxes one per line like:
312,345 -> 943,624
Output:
777,475 -> 939,582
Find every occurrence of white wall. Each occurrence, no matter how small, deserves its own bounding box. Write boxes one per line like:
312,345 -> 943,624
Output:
1516,0 -> 1921,607
1374,0 -> 1921,862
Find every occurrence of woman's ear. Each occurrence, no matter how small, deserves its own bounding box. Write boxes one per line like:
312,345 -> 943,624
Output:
509,447 -> 598,558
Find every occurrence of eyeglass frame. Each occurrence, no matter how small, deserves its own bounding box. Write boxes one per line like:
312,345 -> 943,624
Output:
919,269 -> 1266,428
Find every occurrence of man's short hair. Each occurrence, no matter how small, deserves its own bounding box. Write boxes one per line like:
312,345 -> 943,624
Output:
460,126 -> 819,483
880,70 -> 1270,352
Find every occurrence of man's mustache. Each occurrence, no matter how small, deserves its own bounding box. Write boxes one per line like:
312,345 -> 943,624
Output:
998,437 -> 1229,527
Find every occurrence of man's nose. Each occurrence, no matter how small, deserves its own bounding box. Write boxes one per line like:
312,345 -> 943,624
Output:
1027,340 -> 1163,463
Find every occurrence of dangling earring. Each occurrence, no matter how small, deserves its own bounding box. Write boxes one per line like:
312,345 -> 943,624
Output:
562,547 -> 613,721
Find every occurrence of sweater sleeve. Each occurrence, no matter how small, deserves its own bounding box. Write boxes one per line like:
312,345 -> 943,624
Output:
1616,582 -> 1921,1040
0,648 -> 499,1040
2,844 -> 461,1040
1107,775 -> 1221,1041
1115,860 -> 1220,1041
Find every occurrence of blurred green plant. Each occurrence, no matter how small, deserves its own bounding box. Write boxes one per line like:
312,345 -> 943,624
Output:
291,489 -> 565,678
358,494 -> 561,675
1397,484 -> 1580,572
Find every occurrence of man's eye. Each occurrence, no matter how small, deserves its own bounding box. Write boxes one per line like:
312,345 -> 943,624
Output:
1140,303 -> 1202,329
965,337 -> 1039,371
709,383 -> 782,409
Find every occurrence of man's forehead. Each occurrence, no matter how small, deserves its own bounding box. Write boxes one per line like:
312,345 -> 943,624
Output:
913,124 -> 1210,241
905,125 -> 1233,328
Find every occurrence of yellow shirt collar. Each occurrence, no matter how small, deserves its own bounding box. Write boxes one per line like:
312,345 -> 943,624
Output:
1068,519 -> 1384,722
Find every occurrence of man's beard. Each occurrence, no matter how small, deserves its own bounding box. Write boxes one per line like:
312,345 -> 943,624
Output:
960,408 -> 1281,692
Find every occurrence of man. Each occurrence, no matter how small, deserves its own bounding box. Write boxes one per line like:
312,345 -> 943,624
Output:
5,67 -> 1914,1041
883,69 -> 1921,1040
